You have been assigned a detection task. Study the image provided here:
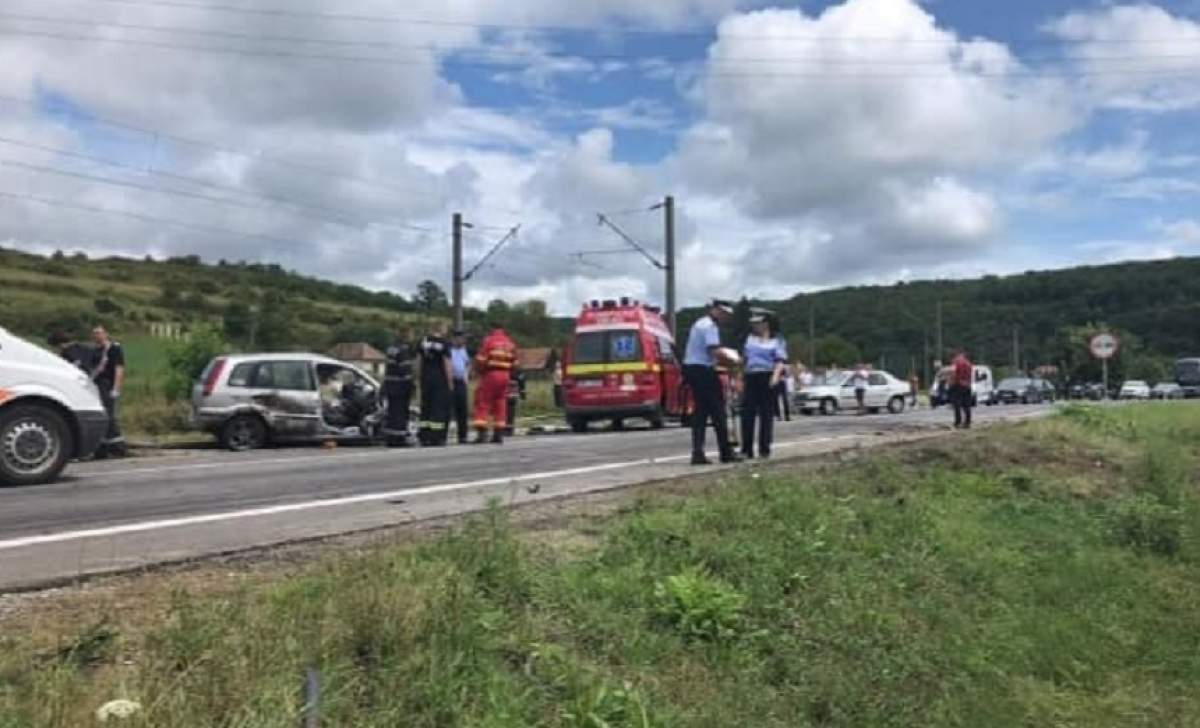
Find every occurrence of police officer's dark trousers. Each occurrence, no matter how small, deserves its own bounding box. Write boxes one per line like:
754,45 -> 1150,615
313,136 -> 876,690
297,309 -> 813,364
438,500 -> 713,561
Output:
951,384 -> 973,429
452,379 -> 469,443
741,372 -> 775,458
419,375 -> 451,446
684,365 -> 733,458
383,379 -> 413,445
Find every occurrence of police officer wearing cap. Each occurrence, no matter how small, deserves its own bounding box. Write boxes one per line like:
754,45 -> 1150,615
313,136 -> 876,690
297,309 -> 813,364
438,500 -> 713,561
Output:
741,309 -> 788,459
683,299 -> 741,465
449,329 -> 472,444
382,328 -> 416,447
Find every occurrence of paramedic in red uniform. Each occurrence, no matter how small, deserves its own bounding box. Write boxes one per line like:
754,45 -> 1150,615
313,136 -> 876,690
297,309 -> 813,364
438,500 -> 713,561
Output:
472,323 -> 518,444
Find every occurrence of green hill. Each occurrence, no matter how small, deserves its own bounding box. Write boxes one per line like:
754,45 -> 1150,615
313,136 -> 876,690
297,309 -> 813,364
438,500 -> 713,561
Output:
682,257 -> 1200,384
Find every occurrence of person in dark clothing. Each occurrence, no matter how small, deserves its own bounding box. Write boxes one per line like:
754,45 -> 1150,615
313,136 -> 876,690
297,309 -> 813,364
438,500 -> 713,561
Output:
48,331 -> 94,372
417,326 -> 454,446
449,330 -> 472,444
950,350 -> 974,429
503,367 -> 527,437
774,363 -> 791,421
741,310 -> 788,459
90,326 -> 127,458
683,299 -> 741,465
382,330 -> 416,447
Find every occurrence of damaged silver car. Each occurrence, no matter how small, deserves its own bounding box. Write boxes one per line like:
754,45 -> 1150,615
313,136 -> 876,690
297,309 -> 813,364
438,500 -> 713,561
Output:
191,353 -> 406,451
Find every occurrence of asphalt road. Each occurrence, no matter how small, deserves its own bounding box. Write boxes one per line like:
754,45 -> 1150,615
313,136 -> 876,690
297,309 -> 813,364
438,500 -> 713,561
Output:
0,403 -> 1053,590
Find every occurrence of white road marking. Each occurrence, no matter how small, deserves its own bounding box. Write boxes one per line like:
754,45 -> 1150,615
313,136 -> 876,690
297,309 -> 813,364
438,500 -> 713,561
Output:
0,434 -> 866,551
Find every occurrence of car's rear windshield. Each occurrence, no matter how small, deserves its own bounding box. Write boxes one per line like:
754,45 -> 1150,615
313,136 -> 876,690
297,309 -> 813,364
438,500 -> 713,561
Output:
998,378 -> 1031,389
571,329 -> 643,365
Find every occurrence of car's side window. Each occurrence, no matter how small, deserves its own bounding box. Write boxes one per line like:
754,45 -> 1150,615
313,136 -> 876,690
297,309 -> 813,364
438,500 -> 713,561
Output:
657,337 -> 677,364
254,361 -> 315,391
227,362 -> 256,388
869,373 -> 887,386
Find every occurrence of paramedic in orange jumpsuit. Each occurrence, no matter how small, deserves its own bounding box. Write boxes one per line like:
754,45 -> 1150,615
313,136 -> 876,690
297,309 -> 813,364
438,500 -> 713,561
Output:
472,324 -> 518,444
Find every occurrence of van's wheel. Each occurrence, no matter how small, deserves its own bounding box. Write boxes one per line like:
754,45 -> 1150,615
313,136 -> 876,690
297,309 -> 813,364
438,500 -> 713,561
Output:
612,418 -> 625,431
819,398 -> 838,416
679,413 -> 692,427
888,396 -> 906,415
648,411 -> 666,430
221,415 -> 268,452
0,404 -> 72,486
569,418 -> 588,434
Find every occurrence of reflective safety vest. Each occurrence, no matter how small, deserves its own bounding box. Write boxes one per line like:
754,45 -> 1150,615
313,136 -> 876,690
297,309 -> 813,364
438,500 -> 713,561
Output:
476,329 -> 517,372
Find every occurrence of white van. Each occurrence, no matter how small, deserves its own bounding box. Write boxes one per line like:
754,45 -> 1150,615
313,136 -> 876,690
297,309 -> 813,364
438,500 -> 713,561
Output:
930,365 -> 996,407
0,326 -> 108,485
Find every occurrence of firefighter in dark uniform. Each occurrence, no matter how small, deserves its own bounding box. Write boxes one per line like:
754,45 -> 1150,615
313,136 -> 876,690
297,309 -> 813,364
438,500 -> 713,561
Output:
417,326 -> 454,447
382,330 -> 415,447
90,325 -> 127,459
503,366 -> 527,437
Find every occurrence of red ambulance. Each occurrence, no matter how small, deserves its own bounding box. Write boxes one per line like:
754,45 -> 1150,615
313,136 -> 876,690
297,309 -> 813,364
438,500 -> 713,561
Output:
562,299 -> 684,432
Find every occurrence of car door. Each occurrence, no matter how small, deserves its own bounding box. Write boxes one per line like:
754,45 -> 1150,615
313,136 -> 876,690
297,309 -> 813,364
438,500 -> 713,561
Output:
838,377 -> 859,408
866,373 -> 891,408
250,360 -> 321,438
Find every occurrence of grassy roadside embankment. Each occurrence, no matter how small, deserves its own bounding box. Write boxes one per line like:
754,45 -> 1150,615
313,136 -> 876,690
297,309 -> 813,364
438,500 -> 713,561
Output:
3,404 -> 1199,726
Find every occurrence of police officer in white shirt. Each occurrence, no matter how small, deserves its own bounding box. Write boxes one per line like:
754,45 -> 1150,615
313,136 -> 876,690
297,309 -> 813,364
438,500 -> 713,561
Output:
683,299 -> 741,465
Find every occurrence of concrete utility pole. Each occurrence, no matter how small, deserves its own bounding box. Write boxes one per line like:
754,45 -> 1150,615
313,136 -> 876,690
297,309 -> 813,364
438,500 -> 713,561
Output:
663,195 -> 677,336
452,212 -> 464,332
1012,325 -> 1020,372
935,300 -> 944,363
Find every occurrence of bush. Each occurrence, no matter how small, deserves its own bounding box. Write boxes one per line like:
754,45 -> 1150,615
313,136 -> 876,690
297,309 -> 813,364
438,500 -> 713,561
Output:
654,567 -> 745,641
1105,496 -> 1185,557
164,327 -> 226,400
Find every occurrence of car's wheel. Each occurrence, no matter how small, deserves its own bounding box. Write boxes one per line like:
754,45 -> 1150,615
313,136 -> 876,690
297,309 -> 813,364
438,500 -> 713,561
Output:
611,418 -> 626,431
819,398 -> 838,416
888,396 -> 906,415
221,414 -> 268,452
569,417 -> 588,434
0,404 -> 73,486
648,410 -> 666,430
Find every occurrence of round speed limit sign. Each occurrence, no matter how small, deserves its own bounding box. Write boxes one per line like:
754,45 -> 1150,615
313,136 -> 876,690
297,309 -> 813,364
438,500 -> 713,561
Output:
1089,332 -> 1120,360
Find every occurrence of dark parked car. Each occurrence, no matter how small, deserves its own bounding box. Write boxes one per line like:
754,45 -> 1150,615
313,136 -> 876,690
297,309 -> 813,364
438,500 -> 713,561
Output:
994,377 -> 1045,405
1033,378 -> 1057,403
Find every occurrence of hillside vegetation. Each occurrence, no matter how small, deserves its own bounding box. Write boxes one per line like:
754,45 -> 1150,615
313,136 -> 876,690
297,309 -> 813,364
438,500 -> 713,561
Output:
686,257 -> 1200,383
3,404 -> 1199,726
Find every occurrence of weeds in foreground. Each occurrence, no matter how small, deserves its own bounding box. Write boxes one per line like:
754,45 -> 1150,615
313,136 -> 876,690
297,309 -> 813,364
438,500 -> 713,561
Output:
2,405 -> 1200,727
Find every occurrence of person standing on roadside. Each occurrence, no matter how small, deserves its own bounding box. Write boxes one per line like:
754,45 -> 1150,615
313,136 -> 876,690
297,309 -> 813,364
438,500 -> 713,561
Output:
683,299 -> 741,466
908,372 -> 920,408
774,362 -> 792,422
449,329 -> 472,444
416,324 -> 454,447
951,350 -> 975,429
853,362 -> 871,415
472,322 -> 518,444
382,328 -> 416,447
90,326 -> 126,458
741,310 -> 788,459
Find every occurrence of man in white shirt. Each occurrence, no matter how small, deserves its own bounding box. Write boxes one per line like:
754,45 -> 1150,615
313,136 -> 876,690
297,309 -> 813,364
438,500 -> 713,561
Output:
683,299 -> 740,465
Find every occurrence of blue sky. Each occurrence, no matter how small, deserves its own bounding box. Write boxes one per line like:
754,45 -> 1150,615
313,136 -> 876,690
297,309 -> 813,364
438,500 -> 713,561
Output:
1,0 -> 1199,311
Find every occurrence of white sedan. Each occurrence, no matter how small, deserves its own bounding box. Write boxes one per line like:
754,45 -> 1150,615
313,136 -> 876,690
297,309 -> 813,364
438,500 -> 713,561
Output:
795,370 -> 912,416
1119,380 -> 1152,400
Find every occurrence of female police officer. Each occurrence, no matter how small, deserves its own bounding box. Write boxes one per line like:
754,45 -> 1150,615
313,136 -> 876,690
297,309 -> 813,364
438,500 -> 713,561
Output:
740,309 -> 787,459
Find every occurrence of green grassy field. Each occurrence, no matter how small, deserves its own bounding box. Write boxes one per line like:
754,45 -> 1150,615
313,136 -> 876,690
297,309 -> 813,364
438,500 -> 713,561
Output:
3,404 -> 1199,727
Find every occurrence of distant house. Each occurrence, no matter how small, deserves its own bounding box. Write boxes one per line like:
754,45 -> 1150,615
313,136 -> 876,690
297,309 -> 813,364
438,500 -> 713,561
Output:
517,347 -> 558,378
328,342 -> 387,379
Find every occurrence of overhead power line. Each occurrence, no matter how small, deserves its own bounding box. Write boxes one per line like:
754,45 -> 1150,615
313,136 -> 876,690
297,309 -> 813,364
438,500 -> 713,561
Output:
70,0 -> 1200,46
10,11 -> 1200,65
463,225 -> 521,282
0,143 -> 432,232
4,27 -> 1200,80
0,189 -> 324,248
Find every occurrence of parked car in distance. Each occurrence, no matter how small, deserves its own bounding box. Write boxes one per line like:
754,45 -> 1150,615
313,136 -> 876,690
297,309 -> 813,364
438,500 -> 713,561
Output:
994,377 -> 1044,405
192,353 -> 393,451
0,326 -> 109,485
1151,382 -> 1184,400
1033,378 -> 1058,403
795,369 -> 911,415
1118,380 -> 1152,400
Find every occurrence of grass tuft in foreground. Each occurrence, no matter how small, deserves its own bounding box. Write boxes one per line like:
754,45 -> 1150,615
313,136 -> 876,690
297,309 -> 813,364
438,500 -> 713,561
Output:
2,404 -> 1200,727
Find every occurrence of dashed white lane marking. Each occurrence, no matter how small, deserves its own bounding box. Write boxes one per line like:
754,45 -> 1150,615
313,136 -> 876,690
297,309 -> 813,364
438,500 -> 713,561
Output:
0,435 -> 864,551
